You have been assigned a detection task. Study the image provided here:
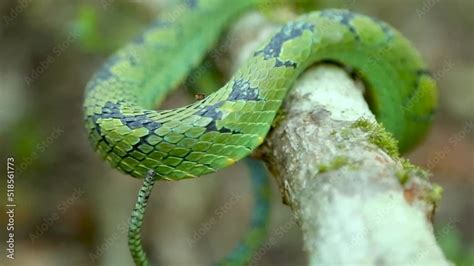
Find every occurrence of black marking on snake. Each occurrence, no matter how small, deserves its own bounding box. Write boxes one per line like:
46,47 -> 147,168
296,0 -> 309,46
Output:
195,102 -> 224,132
195,102 -> 224,120
370,17 -> 394,40
128,54 -> 139,66
320,10 -> 359,41
98,101 -> 162,130
228,79 -> 262,101
194,101 -> 236,133
254,21 -> 314,68
85,55 -> 122,93
90,114 -> 105,139
92,114 -> 101,124
416,69 -> 433,77
102,135 -> 112,147
100,101 -> 125,119
403,69 -> 433,108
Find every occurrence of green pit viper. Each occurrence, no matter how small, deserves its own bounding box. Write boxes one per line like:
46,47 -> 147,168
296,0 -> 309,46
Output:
83,0 -> 437,265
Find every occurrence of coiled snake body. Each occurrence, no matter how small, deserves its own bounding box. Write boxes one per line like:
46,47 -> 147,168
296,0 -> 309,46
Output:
83,0 -> 437,264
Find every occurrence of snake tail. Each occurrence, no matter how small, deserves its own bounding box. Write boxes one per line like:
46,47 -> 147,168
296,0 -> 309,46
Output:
128,170 -> 156,266
127,158 -> 271,265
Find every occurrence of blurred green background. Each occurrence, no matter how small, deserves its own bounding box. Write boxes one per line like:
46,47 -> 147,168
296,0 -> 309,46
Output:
0,0 -> 472,265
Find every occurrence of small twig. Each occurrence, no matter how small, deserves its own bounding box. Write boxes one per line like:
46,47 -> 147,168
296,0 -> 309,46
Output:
128,170 -> 156,266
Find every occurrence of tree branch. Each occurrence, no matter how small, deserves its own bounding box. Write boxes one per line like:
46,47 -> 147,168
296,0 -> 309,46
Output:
225,12 -> 450,266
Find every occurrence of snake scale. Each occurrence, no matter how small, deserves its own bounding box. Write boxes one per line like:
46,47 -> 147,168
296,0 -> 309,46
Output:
83,0 -> 437,264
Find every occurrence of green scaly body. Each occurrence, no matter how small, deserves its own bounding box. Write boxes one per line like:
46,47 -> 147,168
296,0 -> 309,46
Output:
84,1 -> 436,179
83,0 -> 437,264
